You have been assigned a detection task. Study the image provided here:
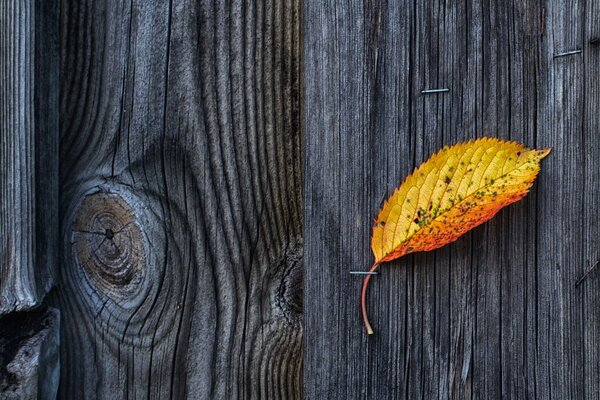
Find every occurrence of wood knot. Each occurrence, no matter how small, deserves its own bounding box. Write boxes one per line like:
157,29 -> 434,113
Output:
72,192 -> 145,297
275,241 -> 302,322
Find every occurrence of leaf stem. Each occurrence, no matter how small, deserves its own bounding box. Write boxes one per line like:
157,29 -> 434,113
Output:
361,262 -> 380,335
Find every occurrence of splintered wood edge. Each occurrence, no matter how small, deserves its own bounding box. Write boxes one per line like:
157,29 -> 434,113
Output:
0,307 -> 60,399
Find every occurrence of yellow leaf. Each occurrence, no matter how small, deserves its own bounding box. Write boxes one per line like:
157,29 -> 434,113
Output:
362,137 -> 550,334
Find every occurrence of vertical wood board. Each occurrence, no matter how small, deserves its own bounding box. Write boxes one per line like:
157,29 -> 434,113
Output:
304,0 -> 599,398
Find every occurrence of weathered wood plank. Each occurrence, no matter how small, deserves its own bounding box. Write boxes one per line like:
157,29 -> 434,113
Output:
304,0 -> 599,398
0,307 -> 60,400
536,1 -> 586,398
0,2 -> 60,398
0,0 -> 59,314
54,0 -> 302,398
583,1 -> 600,398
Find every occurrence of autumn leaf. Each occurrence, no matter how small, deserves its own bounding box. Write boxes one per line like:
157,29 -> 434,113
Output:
362,137 -> 551,334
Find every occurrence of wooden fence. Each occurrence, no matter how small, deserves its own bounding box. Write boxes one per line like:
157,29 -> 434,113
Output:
1,0 -> 598,399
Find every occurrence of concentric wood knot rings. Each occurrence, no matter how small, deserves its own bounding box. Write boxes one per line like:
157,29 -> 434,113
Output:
72,191 -> 144,298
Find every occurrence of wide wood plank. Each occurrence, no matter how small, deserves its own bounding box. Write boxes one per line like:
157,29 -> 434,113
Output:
54,0 -> 302,398
304,0 -> 599,398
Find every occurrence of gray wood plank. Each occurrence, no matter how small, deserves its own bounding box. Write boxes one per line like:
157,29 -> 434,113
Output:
304,0 -> 599,398
536,0 -> 586,398
0,0 -> 59,314
583,1 -> 600,398
54,0 -> 302,398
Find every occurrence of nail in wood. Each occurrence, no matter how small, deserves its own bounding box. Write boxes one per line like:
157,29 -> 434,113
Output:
553,49 -> 582,58
421,88 -> 449,94
575,260 -> 599,287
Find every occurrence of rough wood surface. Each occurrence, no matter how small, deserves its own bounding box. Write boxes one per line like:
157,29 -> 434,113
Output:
54,0 -> 302,398
304,0 -> 599,399
0,0 -> 59,314
0,307 -> 60,400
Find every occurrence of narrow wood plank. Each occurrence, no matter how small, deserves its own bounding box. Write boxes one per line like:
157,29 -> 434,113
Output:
583,1 -> 600,397
304,0 -> 598,398
535,1 -> 586,398
54,0 -> 302,398
0,0 -> 59,314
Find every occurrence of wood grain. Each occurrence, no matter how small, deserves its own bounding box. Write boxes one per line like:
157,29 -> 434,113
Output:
54,0 -> 302,398
583,0 -> 600,397
0,0 -> 58,314
304,0 -> 599,398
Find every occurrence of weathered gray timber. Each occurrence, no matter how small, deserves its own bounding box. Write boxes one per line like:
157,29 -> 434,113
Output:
304,1 -> 600,399
0,307 -> 60,399
0,1 -> 59,398
0,0 -> 58,314
54,1 -> 302,399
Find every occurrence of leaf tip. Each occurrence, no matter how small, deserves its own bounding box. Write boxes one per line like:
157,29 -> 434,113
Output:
538,147 -> 552,158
